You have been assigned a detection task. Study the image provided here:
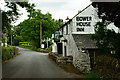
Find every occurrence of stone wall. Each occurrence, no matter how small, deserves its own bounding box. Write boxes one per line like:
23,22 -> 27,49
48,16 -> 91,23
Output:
49,52 -> 73,64
56,56 -> 73,64
69,34 -> 95,73
73,52 -> 91,73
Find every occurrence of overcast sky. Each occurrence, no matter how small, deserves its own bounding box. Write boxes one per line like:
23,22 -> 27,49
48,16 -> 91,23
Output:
13,0 -> 91,25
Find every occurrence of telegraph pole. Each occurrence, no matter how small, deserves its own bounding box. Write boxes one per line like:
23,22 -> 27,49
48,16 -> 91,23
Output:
40,22 -> 42,48
47,37 -> 48,48
11,30 -> 12,46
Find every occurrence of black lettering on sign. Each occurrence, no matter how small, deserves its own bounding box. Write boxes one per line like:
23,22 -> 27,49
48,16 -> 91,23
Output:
76,16 -> 92,21
82,17 -> 87,21
76,22 -> 91,26
89,17 -> 92,21
77,28 -> 84,32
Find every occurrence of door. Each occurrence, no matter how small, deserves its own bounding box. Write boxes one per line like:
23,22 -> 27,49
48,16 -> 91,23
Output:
64,46 -> 67,56
57,42 -> 63,54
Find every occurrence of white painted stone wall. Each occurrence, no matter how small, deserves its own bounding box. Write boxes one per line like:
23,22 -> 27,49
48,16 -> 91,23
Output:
72,5 -> 96,34
52,4 -> 119,73
52,34 -> 57,53
67,5 -> 94,73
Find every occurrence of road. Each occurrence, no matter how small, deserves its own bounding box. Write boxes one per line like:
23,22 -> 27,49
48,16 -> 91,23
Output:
2,47 -> 76,78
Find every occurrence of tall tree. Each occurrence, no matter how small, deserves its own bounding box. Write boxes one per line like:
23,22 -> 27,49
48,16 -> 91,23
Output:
1,1 -> 35,32
18,10 -> 60,48
91,21 -> 120,59
92,2 -> 120,28
1,1 -> 35,46
91,2 -> 120,59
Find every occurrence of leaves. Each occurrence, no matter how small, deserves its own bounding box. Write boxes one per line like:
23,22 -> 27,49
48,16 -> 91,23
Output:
92,2 -> 120,28
2,2 -> 35,32
14,10 -> 61,48
91,21 -> 120,59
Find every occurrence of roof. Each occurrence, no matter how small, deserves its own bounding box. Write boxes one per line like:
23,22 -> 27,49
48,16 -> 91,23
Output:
53,3 -> 92,33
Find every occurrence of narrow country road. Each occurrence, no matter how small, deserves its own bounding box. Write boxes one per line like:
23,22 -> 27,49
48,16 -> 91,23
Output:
2,47 -> 76,78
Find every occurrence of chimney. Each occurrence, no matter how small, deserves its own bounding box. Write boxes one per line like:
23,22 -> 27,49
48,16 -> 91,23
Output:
66,16 -> 69,20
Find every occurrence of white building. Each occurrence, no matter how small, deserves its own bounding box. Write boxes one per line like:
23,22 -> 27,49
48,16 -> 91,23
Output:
52,4 -> 119,73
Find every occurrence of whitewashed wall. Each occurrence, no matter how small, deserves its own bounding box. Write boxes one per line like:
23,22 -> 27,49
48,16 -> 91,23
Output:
72,5 -> 96,34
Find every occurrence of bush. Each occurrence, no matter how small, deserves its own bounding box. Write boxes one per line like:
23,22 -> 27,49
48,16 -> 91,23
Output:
94,55 -> 120,78
19,42 -> 32,47
2,46 -> 14,62
45,45 -> 52,51
13,36 -> 24,46
2,46 -> 19,62
83,72 -> 103,80
37,48 -> 46,51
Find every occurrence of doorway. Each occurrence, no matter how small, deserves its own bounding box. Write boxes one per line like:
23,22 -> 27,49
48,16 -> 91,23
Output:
57,42 -> 63,54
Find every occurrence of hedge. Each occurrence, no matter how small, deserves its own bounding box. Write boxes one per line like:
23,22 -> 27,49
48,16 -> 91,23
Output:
2,46 -> 19,62
19,42 -> 32,47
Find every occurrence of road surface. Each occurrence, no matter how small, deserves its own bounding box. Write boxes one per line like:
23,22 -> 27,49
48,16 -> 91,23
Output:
2,47 -> 75,78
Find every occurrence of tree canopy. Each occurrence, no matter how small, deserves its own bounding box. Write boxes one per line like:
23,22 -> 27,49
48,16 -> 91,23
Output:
91,2 -> 120,59
91,21 -> 120,59
92,2 -> 120,28
1,1 -> 35,32
14,9 -> 61,48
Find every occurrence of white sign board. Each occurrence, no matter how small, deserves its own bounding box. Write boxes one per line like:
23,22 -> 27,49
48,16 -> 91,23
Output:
74,15 -> 94,34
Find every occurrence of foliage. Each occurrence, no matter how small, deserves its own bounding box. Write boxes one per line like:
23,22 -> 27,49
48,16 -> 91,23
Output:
45,45 -> 52,51
94,54 -> 120,78
37,45 -> 52,51
91,21 -> 120,59
2,46 -> 14,62
37,48 -> 46,51
1,1 -> 35,47
1,1 -> 35,33
92,2 -> 120,58
2,37 -> 6,47
19,42 -> 31,47
83,72 -> 103,79
92,2 -> 120,28
18,10 -> 60,48
13,36 -> 24,46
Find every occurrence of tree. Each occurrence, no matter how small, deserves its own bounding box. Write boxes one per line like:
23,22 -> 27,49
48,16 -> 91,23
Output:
1,1 -> 35,46
1,1 -> 35,33
91,21 -> 120,59
92,2 -> 120,28
91,2 -> 120,59
17,10 -> 60,48
13,36 -> 24,46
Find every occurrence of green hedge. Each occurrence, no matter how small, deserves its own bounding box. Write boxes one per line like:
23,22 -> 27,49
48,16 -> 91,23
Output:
19,42 -> 32,47
2,46 -> 14,62
83,72 -> 104,80
2,46 -> 19,62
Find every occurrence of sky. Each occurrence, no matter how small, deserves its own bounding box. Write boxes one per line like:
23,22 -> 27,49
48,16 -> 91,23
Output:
13,0 -> 92,25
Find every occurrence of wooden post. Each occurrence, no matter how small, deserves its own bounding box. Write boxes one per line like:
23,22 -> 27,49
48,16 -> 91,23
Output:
40,22 -> 42,48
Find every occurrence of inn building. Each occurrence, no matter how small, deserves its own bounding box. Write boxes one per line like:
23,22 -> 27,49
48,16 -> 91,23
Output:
51,4 -> 119,72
